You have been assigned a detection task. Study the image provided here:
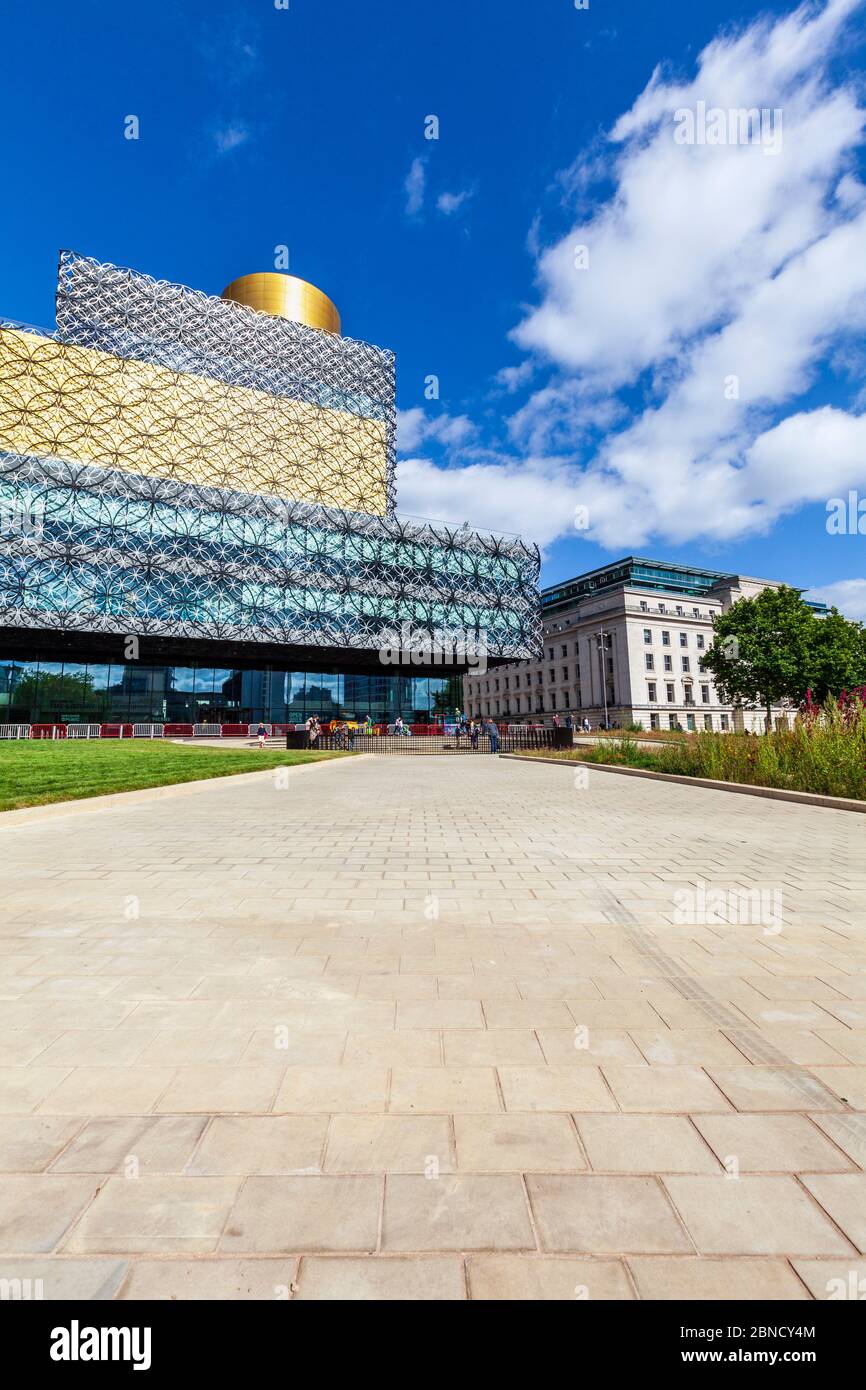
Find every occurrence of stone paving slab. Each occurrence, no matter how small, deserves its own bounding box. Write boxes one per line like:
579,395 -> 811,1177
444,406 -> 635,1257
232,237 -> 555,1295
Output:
0,754 -> 864,1298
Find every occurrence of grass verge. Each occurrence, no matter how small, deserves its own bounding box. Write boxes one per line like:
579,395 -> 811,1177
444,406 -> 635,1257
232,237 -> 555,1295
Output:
0,741 -> 352,812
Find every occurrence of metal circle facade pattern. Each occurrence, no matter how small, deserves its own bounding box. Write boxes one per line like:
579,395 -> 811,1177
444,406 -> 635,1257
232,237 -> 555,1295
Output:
0,251 -> 541,661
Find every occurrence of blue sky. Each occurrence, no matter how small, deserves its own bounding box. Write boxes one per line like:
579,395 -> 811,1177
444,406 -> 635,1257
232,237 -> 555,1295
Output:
3,0 -> 866,613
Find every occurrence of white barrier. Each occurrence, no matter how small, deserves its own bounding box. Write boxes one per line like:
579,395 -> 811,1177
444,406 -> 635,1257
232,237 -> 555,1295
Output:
67,724 -> 102,739
246,723 -> 272,736
133,724 -> 165,738
0,724 -> 30,739
193,724 -> 221,737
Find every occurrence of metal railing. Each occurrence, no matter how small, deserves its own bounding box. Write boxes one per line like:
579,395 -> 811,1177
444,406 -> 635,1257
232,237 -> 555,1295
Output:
306,728 -> 573,755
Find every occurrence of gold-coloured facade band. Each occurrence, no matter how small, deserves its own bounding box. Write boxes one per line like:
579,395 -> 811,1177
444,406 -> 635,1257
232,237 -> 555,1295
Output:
0,328 -> 388,514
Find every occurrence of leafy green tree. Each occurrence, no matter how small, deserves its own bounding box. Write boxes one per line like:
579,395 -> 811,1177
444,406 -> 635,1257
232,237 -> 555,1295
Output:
807,607 -> 866,701
702,585 -> 816,730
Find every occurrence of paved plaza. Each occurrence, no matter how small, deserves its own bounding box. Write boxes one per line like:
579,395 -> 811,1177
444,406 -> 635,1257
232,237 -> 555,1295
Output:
0,754 -> 865,1301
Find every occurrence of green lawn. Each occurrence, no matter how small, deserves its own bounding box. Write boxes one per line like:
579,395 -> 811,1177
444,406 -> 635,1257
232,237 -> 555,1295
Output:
0,740 -> 352,812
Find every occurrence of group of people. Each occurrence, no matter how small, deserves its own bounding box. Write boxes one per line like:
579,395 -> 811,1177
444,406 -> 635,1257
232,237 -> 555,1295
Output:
552,712 -> 592,735
271,710 -> 596,752
453,715 -> 500,752
304,715 -> 365,748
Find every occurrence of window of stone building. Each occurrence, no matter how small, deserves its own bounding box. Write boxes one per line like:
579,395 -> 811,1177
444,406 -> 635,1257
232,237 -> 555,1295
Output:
701,684 -> 710,703
645,653 -> 655,671
666,683 -> 675,701
648,682 -> 657,702
643,628 -> 652,643
662,631 -> 671,646
679,632 -> 688,647
664,655 -> 673,672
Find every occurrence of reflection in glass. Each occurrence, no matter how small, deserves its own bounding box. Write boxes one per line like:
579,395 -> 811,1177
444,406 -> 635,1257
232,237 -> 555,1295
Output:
0,659 -> 466,725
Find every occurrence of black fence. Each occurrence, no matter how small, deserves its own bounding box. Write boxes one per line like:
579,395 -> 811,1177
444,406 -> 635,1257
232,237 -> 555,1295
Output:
289,728 -> 574,755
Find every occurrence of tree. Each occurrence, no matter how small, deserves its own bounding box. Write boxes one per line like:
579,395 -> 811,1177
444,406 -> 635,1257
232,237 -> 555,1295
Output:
806,607 -> 866,701
702,585 -> 816,730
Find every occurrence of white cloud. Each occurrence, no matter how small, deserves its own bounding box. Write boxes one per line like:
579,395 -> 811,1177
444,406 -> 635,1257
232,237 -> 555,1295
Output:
213,124 -> 250,155
437,189 -> 472,215
404,157 -> 426,216
401,0 -> 866,573
397,455 -> 578,547
495,360 -> 536,393
431,0 -> 866,552
396,407 -> 477,453
805,578 -> 866,621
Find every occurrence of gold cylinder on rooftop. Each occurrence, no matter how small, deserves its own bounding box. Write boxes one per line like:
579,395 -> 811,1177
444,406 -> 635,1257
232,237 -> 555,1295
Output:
220,273 -> 341,334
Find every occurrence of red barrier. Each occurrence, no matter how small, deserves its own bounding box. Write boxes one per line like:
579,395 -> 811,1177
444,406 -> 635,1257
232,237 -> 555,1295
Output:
163,724 -> 194,737
99,724 -> 134,739
219,724 -> 251,737
30,723 -> 67,739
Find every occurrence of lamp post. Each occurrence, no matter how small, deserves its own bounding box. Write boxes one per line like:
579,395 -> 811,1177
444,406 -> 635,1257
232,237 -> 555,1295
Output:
595,629 -> 611,728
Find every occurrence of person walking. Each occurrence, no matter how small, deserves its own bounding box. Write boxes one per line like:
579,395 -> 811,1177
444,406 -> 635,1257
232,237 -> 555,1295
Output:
565,711 -> 574,733
255,721 -> 268,749
487,718 -> 500,754
552,713 -> 561,729
470,719 -> 479,751
306,714 -> 319,747
395,714 -> 405,737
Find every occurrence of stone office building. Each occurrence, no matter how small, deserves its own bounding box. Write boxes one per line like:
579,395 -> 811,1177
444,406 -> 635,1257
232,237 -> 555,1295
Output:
463,556 -> 827,732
